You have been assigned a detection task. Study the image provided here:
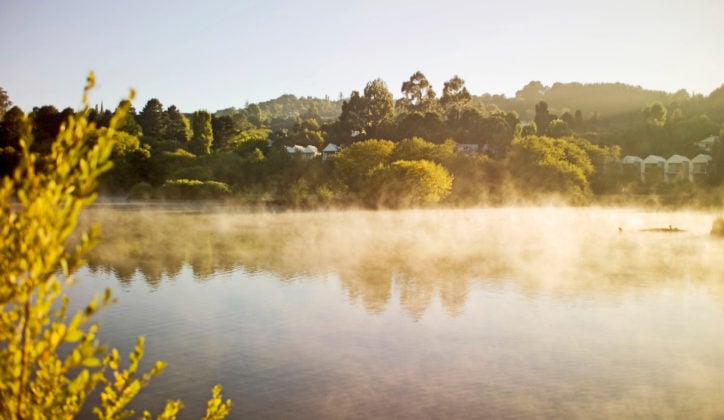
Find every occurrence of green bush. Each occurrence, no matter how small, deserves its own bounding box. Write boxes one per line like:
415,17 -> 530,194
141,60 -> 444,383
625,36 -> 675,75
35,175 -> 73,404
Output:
160,179 -> 232,200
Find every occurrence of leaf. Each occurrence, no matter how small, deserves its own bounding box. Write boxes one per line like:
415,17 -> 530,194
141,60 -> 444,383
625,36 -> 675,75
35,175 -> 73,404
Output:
82,357 -> 101,367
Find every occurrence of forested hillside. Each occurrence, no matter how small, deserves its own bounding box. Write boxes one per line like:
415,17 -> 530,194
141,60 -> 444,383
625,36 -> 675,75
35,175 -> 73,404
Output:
1,75 -> 722,208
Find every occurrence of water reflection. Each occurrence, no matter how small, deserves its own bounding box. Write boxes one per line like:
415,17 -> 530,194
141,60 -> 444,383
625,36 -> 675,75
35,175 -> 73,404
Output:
71,206 -> 724,418
79,206 -> 724,318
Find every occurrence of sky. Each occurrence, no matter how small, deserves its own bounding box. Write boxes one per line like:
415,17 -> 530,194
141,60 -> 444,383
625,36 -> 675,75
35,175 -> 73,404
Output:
1,0 -> 723,113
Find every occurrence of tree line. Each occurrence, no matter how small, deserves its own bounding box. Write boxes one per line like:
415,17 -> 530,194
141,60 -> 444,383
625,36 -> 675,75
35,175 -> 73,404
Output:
1,74 -> 723,208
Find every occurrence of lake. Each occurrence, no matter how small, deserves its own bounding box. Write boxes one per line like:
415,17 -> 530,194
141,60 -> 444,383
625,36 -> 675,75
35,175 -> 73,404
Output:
71,206 -> 724,418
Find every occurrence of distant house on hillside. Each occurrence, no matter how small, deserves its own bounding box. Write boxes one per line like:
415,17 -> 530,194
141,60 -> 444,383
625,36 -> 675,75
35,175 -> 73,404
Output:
621,155 -> 643,181
286,145 -> 319,159
666,154 -> 691,182
322,143 -> 341,160
643,155 -> 666,182
695,135 -> 720,153
691,154 -> 713,180
454,144 -> 480,154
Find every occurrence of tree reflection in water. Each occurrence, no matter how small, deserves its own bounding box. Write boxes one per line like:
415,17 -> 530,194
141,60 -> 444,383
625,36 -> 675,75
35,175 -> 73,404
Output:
78,206 -> 724,318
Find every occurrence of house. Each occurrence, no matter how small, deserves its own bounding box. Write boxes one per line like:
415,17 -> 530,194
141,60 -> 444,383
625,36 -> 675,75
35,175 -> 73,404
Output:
691,154 -> 713,180
454,143 -> 480,154
695,135 -> 720,153
322,143 -> 341,160
621,155 -> 643,181
642,155 -> 666,182
285,145 -> 319,159
666,154 -> 691,182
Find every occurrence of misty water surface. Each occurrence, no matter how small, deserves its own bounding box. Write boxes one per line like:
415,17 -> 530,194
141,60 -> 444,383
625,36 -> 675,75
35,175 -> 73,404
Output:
71,206 -> 724,418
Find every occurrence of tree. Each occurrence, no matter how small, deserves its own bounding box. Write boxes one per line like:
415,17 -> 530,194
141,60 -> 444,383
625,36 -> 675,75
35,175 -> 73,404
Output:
521,121 -> 537,137
480,114 -> 514,157
507,135 -> 593,202
166,105 -> 192,144
138,98 -> 167,139
397,71 -> 438,114
643,102 -> 667,126
96,129 -> 152,192
288,117 -> 325,148
365,159 -> 453,208
190,110 -> 214,155
0,106 -> 25,177
245,103 -> 265,127
0,87 -> 12,120
515,81 -> 546,103
546,118 -> 572,138
440,75 -> 471,119
338,90 -> 367,137
31,105 -> 67,155
118,106 -> 142,136
362,78 -> 395,137
391,137 -> 455,164
338,79 -> 395,140
211,115 -> 238,152
331,139 -> 395,193
0,106 -> 24,149
0,74 -> 230,418
534,101 -> 553,135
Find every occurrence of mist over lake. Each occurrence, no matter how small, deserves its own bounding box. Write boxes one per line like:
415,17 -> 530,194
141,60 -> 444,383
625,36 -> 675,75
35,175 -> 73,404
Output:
72,206 -> 724,418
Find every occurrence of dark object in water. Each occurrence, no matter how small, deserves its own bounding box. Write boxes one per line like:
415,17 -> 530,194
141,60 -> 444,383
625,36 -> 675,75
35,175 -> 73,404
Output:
640,225 -> 685,233
712,217 -> 724,236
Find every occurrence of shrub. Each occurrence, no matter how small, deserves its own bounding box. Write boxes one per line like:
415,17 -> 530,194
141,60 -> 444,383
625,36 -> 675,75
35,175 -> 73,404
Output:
0,74 -> 230,418
160,179 -> 232,200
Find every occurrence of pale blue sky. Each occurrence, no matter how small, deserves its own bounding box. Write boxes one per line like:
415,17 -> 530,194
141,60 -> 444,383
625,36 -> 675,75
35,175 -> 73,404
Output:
1,0 -> 722,112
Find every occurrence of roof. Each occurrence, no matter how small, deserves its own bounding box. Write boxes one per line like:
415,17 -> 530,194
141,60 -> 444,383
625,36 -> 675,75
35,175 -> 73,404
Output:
692,153 -> 713,163
322,143 -> 340,152
622,155 -> 643,164
697,135 -> 720,145
667,154 -> 690,163
643,155 -> 666,164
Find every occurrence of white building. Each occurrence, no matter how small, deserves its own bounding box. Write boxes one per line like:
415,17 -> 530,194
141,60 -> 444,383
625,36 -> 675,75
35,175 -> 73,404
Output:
286,145 -> 319,159
691,154 -> 713,179
322,143 -> 341,160
666,154 -> 691,182
642,155 -> 666,182
621,155 -> 644,181
695,135 -> 720,153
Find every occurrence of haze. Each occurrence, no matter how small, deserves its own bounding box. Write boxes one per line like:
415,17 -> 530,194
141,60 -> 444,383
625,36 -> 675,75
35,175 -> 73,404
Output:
1,0 -> 722,112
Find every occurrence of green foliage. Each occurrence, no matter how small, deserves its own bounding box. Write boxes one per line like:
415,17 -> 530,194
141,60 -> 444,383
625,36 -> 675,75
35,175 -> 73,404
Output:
138,99 -> 167,139
166,105 -> 192,144
93,128 -> 151,192
0,74 -> 230,418
0,86 -> 11,120
211,115 -> 238,152
331,139 -> 395,193
190,111 -> 214,155
397,71 -> 438,114
440,75 -> 471,119
365,159 -> 453,208
643,102 -> 667,126
546,119 -> 572,138
160,179 -> 232,200
391,137 -> 455,164
508,135 -> 594,202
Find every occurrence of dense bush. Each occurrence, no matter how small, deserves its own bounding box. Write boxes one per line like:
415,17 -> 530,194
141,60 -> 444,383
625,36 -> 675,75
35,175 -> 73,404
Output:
160,179 -> 232,200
